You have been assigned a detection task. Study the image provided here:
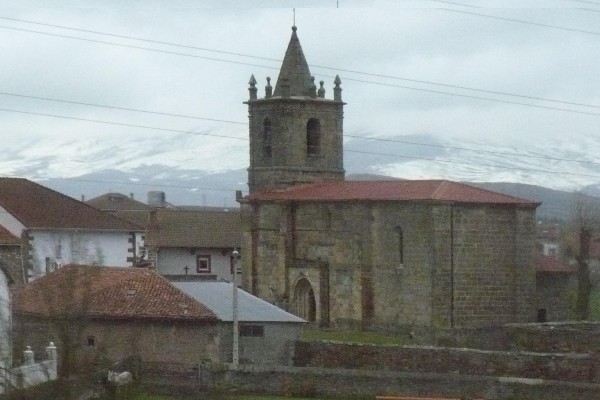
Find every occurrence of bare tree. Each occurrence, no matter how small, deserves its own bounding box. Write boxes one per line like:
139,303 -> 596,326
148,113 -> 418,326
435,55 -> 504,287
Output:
570,191 -> 600,320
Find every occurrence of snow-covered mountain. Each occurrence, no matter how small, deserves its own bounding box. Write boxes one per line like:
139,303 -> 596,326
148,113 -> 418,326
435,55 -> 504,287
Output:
3,132 -> 600,220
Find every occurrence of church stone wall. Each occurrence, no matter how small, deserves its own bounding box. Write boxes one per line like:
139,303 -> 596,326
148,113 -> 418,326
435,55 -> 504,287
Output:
244,200 -> 537,329
434,205 -> 536,327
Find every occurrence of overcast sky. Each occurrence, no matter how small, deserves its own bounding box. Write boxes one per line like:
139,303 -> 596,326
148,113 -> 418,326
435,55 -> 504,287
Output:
1,0 -> 599,193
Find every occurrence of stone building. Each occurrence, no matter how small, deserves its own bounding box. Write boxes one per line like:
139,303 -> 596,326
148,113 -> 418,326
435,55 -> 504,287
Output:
238,26 -> 540,329
11,265 -> 303,372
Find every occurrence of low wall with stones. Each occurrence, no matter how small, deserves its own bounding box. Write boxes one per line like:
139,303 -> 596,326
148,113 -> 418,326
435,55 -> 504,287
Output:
185,363 -> 600,400
504,322 -> 600,353
293,341 -> 600,383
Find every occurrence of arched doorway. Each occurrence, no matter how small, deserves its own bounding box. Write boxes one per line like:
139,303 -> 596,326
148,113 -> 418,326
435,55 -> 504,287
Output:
293,278 -> 316,322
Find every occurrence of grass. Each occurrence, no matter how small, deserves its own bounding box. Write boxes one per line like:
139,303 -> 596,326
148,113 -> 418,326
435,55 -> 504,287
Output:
589,288 -> 600,320
300,327 -> 409,346
130,395 -> 321,400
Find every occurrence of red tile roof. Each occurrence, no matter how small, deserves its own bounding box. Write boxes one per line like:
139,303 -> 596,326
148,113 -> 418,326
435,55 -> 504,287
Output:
247,180 -> 541,206
0,178 -> 142,231
536,253 -> 576,273
0,225 -> 20,246
11,265 -> 218,322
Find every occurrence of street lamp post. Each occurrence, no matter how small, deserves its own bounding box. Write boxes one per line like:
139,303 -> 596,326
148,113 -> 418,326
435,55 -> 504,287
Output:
231,250 -> 239,367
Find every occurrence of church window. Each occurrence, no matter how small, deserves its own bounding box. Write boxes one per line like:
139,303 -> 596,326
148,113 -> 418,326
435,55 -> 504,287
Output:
306,118 -> 321,156
263,118 -> 273,158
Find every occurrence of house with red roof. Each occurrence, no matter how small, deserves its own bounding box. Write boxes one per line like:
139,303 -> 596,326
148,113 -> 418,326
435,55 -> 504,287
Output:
11,265 -> 304,373
0,178 -> 144,281
238,26 -> 541,329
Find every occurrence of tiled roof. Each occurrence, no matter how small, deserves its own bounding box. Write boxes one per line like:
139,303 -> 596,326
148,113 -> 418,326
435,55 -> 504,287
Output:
536,253 -> 576,273
247,180 -> 541,206
0,178 -> 141,231
145,209 -> 241,248
86,192 -> 150,211
0,225 -> 20,246
113,210 -> 151,229
11,265 -> 218,322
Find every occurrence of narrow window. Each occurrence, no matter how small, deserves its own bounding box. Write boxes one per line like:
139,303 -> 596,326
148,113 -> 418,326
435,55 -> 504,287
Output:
395,226 -> 404,264
196,254 -> 211,273
263,118 -> 272,158
306,118 -> 321,156
537,308 -> 547,323
239,325 -> 264,337
87,335 -> 95,346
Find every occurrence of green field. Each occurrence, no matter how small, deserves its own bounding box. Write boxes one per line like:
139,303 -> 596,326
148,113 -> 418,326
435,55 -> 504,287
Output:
300,327 -> 409,345
132,395 -> 320,400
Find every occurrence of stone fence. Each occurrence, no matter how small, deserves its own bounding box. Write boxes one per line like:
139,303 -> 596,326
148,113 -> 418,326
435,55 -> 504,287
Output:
141,362 -> 600,400
504,322 -> 600,353
293,341 -> 600,383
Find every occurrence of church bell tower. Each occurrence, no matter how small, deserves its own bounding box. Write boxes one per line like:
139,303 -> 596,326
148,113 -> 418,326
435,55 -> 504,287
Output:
245,26 -> 345,193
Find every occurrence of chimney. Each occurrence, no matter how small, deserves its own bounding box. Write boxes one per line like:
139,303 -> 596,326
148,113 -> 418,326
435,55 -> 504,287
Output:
130,192 -> 134,199
81,195 -> 85,202
148,191 -> 166,208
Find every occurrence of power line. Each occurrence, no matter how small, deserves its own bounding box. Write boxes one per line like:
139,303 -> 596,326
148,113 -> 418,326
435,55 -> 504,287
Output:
2,101 -> 600,168
441,8 -> 600,36
346,149 -> 600,179
0,25 -> 279,71
0,92 -> 247,125
3,17 -> 600,112
344,135 -> 600,167
32,176 -> 240,193
2,107 -> 600,180
571,0 -> 600,7
341,76 -> 600,117
431,0 -> 480,8
0,16 -> 281,62
310,66 -> 600,111
0,108 -> 248,141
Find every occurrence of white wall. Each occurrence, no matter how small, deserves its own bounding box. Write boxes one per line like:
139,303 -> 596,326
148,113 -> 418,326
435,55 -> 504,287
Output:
29,230 -> 134,279
0,270 -> 10,372
0,206 -> 25,238
157,248 -> 236,281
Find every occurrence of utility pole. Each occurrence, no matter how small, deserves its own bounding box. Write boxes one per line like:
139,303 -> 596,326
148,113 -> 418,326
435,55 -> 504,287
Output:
231,250 -> 239,367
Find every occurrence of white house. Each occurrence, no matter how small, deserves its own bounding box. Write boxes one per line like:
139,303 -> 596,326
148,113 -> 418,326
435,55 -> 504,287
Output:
86,192 -> 242,282
0,178 -> 144,281
144,208 -> 241,281
0,265 -> 10,374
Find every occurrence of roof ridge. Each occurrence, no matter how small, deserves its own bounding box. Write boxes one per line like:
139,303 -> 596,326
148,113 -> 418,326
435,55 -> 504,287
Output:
453,180 -> 539,204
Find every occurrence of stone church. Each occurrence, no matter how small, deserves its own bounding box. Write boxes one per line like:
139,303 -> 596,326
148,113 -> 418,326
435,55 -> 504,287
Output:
238,26 -> 539,329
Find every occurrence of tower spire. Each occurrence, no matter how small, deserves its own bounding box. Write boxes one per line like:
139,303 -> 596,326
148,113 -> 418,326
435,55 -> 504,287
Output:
273,26 -> 313,98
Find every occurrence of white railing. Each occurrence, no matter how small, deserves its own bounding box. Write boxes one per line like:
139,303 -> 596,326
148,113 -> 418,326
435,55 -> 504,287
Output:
1,342 -> 58,393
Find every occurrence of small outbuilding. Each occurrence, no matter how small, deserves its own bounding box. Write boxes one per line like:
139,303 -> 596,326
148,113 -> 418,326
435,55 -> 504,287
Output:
174,281 -> 305,365
11,265 -> 304,375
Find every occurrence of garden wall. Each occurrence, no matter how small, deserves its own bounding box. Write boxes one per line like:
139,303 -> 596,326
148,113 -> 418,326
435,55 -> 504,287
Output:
294,341 -> 600,383
187,363 -> 600,400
